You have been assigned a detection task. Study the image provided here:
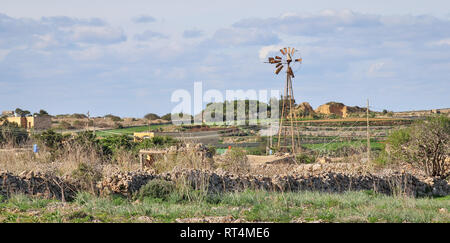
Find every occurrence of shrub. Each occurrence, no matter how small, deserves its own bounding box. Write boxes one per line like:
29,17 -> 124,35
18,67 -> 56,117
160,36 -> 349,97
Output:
114,122 -> 123,129
385,128 -> 411,161
0,121 -> 28,147
405,116 -> 449,177
295,153 -> 316,164
134,179 -> 175,200
137,136 -> 177,149
72,120 -> 86,129
71,162 -> 102,194
144,113 -> 160,120
221,148 -> 250,174
100,135 -> 135,156
105,114 -> 122,122
58,121 -> 73,130
385,116 -> 449,177
71,113 -> 87,119
160,113 -> 172,121
33,129 -> 65,154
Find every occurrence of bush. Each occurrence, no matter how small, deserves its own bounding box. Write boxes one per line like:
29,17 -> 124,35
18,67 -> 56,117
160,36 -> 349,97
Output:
100,135 -> 135,156
221,148 -> 250,174
144,113 -> 160,120
71,162 -> 102,194
385,128 -> 411,161
385,116 -> 449,177
134,179 -> 175,200
137,136 -> 177,149
0,121 -> 28,146
295,153 -> 316,164
58,121 -> 73,130
33,129 -> 65,154
160,113 -> 172,121
71,113 -> 87,119
105,114 -> 122,122
114,122 -> 123,129
72,120 -> 86,129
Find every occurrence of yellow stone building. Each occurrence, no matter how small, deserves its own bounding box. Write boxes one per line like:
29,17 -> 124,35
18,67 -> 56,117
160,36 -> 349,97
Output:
3,116 -> 51,130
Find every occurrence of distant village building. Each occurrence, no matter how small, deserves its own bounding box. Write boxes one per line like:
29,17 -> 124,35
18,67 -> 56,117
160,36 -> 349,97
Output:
1,111 -> 51,130
1,110 -> 14,116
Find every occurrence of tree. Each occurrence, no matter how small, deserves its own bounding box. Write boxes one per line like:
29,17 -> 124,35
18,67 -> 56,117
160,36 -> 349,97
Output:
161,113 -> 172,121
144,113 -> 160,120
38,109 -> 49,116
386,116 -> 449,177
104,114 -> 121,122
15,108 -> 31,117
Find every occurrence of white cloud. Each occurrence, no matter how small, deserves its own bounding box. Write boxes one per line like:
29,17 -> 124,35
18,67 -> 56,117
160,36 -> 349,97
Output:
208,28 -> 280,47
258,45 -> 283,60
430,38 -> 450,46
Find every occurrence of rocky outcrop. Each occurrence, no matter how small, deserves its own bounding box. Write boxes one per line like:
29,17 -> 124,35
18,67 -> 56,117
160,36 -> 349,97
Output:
290,102 -> 316,117
315,102 -> 367,118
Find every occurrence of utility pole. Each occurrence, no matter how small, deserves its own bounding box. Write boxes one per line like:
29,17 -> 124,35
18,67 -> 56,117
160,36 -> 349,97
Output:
87,111 -> 90,132
366,99 -> 370,163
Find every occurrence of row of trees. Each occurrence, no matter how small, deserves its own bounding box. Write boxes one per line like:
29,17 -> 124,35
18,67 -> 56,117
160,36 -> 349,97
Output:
10,108 -> 50,117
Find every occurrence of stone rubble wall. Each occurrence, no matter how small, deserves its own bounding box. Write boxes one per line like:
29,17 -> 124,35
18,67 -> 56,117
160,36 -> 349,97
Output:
1,169 -> 448,200
97,169 -> 449,198
0,171 -> 79,201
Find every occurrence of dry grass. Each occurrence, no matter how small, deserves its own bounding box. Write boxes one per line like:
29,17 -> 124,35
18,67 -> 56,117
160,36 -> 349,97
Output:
0,142 -> 139,177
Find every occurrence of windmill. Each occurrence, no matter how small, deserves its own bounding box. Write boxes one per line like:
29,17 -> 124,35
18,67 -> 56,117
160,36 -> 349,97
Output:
266,47 -> 302,153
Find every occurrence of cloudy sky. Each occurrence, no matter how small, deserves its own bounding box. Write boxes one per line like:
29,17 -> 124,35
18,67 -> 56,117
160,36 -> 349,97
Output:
1,0 -> 449,117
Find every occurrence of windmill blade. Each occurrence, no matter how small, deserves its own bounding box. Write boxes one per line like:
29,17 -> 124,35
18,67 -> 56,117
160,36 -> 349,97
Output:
275,63 -> 282,68
291,48 -> 295,55
275,65 -> 284,75
280,49 -> 286,55
268,57 -> 274,63
287,47 -> 291,54
275,56 -> 282,60
295,58 -> 302,63
287,53 -> 292,62
283,48 -> 288,55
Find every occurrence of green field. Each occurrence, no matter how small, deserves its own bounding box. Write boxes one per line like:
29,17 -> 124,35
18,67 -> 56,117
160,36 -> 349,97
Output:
0,191 -> 448,223
95,125 -> 168,137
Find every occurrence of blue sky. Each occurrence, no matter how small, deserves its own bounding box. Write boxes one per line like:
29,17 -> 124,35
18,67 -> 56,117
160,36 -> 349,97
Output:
0,0 -> 449,117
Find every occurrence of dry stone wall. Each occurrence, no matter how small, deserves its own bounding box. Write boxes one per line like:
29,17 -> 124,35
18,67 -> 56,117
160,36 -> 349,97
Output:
0,171 -> 79,201
1,168 -> 448,200
98,169 -> 449,198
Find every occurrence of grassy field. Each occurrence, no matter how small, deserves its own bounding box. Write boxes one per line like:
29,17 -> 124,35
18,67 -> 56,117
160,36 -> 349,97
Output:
95,124 -> 168,137
1,191 -> 448,223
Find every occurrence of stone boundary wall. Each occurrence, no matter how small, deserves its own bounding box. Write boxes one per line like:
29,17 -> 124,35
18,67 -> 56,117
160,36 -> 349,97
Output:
0,171 -> 79,201
97,169 -> 449,198
1,169 -> 448,200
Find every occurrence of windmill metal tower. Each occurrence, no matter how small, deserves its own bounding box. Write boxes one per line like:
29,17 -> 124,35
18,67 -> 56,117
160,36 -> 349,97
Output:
266,47 -> 302,153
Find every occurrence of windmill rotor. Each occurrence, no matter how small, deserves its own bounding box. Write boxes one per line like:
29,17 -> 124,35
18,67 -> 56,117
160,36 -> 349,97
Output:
265,47 -> 302,78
